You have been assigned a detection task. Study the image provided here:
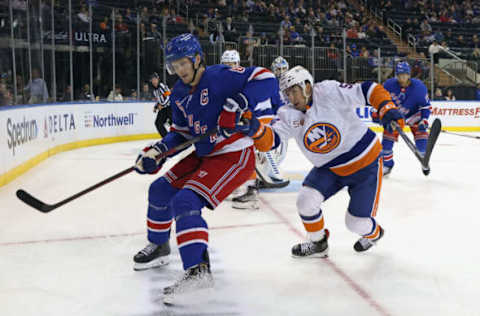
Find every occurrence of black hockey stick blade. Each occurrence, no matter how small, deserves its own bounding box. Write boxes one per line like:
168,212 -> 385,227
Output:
423,118 -> 442,167
16,189 -> 56,213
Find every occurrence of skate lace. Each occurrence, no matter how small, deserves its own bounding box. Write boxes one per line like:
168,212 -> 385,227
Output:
359,237 -> 373,248
300,241 -> 315,254
140,243 -> 158,256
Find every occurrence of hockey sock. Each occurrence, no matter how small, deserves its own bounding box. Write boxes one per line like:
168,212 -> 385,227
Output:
147,177 -> 178,244
171,189 -> 209,270
381,138 -> 394,169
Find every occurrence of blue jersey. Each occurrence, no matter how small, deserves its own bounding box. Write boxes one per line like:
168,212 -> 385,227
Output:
164,64 -> 277,157
383,78 -> 431,123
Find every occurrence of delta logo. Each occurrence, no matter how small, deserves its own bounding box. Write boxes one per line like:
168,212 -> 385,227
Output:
303,122 -> 341,154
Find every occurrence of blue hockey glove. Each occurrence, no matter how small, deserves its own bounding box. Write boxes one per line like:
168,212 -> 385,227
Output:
134,142 -> 168,174
379,104 -> 405,133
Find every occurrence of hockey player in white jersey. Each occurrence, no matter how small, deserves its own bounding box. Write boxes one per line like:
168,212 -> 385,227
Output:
225,66 -> 405,255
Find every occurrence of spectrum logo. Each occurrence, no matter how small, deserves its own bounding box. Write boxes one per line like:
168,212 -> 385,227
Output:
84,112 -> 137,128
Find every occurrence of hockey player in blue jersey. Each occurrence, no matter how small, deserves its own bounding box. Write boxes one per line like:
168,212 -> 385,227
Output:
380,61 -> 431,175
132,33 -> 278,303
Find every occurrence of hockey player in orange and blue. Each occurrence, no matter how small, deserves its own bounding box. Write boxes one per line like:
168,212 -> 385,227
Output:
133,33 -> 278,304
380,61 -> 431,175
222,66 -> 405,257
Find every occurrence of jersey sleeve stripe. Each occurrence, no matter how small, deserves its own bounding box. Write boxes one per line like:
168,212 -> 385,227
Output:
248,68 -> 275,81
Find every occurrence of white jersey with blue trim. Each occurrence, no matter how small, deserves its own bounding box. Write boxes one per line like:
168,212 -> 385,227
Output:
270,80 -> 382,176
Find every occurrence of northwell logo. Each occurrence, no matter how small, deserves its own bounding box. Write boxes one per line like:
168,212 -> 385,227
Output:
84,112 -> 137,128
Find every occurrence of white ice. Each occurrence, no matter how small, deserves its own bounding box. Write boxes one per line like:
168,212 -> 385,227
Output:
1,132 -> 479,316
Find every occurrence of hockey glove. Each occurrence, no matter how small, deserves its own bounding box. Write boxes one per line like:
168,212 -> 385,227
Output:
154,83 -> 171,112
218,93 -> 249,138
379,103 -> 405,133
416,118 -> 429,132
134,142 -> 168,174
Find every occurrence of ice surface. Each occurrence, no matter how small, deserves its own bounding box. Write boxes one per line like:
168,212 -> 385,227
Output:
1,133 -> 479,316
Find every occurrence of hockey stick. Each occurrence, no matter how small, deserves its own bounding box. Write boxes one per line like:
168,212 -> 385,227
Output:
438,129 -> 480,139
392,122 -> 429,172
16,129 -> 218,213
392,118 -> 441,176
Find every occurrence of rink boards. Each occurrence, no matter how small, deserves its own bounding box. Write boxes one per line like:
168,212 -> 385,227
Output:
1,100 -> 479,186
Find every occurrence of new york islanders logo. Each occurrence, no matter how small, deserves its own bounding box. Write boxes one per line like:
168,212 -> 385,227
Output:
303,123 -> 341,154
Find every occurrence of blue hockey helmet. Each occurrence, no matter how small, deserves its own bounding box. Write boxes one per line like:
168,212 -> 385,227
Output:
396,61 -> 411,75
165,33 -> 203,75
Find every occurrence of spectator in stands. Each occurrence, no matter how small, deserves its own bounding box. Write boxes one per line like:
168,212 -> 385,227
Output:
434,88 -> 445,100
444,28 -> 454,43
259,32 -> 269,45
60,85 -> 72,102
128,89 -> 138,100
289,26 -> 302,43
456,35 -> 466,47
100,16 -> 110,31
77,5 -> 89,24
24,68 -> 49,104
473,35 -> 480,48
209,29 -> 224,45
420,19 -> 432,33
116,14 -> 129,34
429,40 -> 441,64
223,17 -> 237,41
360,46 -> 369,58
148,23 -> 162,42
346,25 -> 358,39
0,82 -> 12,106
434,30 -> 444,43
350,44 -> 360,57
125,8 -> 136,24
445,88 -> 456,101
107,85 -> 123,101
281,14 -> 292,30
79,84 -> 94,101
140,82 -> 150,100
472,47 -> 480,59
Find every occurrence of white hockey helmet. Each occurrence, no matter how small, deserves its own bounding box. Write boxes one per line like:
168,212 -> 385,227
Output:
271,56 -> 289,77
279,65 -> 314,99
221,49 -> 240,66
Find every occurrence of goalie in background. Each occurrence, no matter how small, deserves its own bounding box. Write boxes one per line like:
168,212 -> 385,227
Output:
221,51 -> 289,209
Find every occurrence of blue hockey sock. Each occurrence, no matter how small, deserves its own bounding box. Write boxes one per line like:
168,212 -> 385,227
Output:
171,189 -> 209,270
381,138 -> 395,169
147,177 -> 178,245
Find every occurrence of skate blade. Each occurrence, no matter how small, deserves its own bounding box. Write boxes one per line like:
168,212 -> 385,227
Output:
133,255 -> 170,271
232,200 -> 259,210
163,285 -> 215,306
291,249 -> 329,259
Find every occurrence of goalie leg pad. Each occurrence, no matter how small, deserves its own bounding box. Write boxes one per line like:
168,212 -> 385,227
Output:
147,177 -> 178,245
171,189 -> 209,270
